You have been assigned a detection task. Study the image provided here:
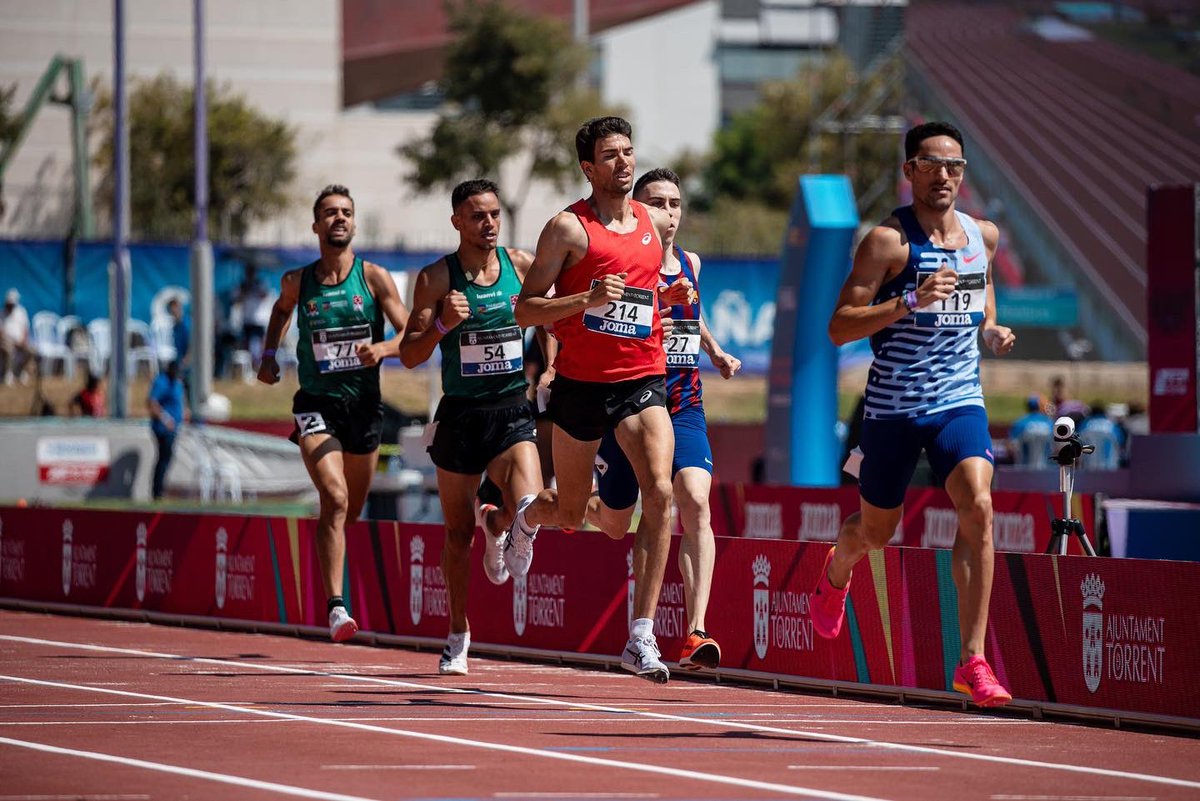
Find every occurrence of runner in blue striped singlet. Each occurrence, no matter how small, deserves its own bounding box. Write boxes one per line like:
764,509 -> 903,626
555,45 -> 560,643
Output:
809,122 -> 1017,708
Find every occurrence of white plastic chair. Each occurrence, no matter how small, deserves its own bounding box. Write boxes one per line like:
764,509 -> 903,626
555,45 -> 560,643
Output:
32,310 -> 72,378
151,315 -> 178,365
57,315 -> 88,378
127,319 -> 159,377
86,318 -> 111,377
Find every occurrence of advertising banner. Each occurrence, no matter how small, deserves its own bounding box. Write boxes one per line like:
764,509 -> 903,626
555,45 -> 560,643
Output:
0,506 -> 1191,722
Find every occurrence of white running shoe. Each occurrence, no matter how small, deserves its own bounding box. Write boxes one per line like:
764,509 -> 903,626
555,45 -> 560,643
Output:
621,634 -> 670,684
502,494 -> 539,578
439,632 -> 469,676
477,499 -> 509,585
328,606 -> 358,643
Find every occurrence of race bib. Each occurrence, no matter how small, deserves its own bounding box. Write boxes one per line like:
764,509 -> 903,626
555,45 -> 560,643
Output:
311,324 -> 372,373
293,411 -> 327,438
665,319 -> 701,368
914,271 -> 986,329
459,326 -> 523,377
583,283 -> 655,339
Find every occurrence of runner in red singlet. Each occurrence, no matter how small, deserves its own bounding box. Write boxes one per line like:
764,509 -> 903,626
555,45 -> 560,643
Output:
505,116 -> 678,683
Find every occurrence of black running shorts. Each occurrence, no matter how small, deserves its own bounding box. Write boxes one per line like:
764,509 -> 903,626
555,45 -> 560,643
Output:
290,390 -> 384,455
548,374 -> 667,442
427,391 -> 537,475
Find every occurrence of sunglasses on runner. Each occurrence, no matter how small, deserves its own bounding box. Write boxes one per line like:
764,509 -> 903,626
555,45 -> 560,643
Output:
907,155 -> 967,176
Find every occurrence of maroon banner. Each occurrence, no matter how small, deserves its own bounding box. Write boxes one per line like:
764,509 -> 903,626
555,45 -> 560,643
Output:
705,483 -> 1094,555
2,506 -> 1195,722
1146,184 -> 1199,433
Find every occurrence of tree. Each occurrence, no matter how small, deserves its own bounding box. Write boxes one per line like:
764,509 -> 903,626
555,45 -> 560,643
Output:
691,51 -> 902,254
400,0 -> 624,235
92,74 -> 297,241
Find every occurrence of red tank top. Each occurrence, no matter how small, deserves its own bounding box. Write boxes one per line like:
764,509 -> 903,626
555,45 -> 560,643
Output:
552,198 -> 666,382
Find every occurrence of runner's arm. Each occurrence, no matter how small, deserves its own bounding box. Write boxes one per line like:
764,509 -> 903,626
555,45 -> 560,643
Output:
516,213 -> 619,327
358,263 -> 410,367
688,253 -> 740,378
399,260 -> 451,368
978,220 -> 1015,356
257,269 -> 302,385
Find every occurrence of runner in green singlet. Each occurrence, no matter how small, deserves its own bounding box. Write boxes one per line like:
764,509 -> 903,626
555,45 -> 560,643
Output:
400,179 -> 551,675
258,184 -> 410,643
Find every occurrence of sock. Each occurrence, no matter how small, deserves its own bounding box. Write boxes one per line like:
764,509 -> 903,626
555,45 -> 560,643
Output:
447,631 -> 470,647
516,494 -> 539,537
631,617 -> 654,640
327,596 -> 345,614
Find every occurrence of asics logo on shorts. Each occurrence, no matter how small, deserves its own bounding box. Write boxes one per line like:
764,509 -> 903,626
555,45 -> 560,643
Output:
639,390 -> 653,404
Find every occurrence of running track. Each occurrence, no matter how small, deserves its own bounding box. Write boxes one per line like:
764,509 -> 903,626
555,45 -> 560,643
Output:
1,611 -> 1197,801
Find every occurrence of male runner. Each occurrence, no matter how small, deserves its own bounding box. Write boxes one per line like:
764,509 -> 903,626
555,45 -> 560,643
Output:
587,168 -> 741,671
258,184 -> 410,642
508,116 -> 678,683
400,179 -> 549,675
811,122 -> 1016,707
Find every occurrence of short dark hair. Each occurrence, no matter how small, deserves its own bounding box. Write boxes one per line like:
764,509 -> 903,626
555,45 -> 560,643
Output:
575,116 -> 633,164
313,184 -> 353,221
904,121 -> 964,160
451,179 -> 500,211
633,168 -> 680,198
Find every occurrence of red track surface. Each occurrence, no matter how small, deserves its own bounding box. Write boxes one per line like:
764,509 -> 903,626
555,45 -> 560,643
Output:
1,610 -> 1198,801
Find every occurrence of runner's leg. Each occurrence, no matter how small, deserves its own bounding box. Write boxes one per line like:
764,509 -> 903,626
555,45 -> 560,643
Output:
299,434 -> 351,600
484,440 -> 542,534
614,405 -> 674,621
674,466 -> 713,633
434,468 -> 483,635
944,456 -> 995,660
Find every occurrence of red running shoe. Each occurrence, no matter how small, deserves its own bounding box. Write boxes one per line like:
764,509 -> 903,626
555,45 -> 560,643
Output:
678,630 -> 721,670
810,546 -> 849,639
953,655 -> 1013,708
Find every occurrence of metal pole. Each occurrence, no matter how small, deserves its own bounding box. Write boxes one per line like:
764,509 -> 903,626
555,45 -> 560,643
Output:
110,0 -> 131,418
190,0 -> 215,414
573,0 -> 588,42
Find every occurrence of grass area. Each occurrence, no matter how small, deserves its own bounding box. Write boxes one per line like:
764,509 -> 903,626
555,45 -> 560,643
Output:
0,360 -> 1149,426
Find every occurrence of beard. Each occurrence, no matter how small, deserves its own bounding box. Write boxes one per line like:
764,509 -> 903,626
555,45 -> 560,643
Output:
325,229 -> 353,247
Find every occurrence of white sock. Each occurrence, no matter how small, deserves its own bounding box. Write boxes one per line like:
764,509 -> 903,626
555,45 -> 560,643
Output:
448,631 -> 469,648
516,494 -> 539,536
631,617 -> 654,640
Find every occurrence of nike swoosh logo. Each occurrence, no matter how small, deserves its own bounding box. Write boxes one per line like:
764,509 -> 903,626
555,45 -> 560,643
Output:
963,252 -> 981,263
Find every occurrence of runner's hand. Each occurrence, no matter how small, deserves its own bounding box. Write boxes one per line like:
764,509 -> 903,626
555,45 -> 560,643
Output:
256,354 -> 280,385
658,306 -> 674,338
588,272 -> 626,306
916,266 -> 958,306
712,350 -> 741,379
982,324 -> 1016,356
440,289 -> 471,330
356,342 -> 388,367
658,278 -> 692,307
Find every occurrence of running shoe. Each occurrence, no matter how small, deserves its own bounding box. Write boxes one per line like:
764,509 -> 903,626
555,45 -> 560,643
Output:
439,632 -> 469,676
952,655 -> 1012,708
476,498 -> 509,585
678,629 -> 721,670
502,494 -> 538,578
810,546 -> 849,639
621,634 -> 670,684
328,606 -> 358,643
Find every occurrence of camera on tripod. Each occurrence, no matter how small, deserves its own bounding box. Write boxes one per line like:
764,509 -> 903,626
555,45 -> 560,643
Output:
1052,416 -> 1095,466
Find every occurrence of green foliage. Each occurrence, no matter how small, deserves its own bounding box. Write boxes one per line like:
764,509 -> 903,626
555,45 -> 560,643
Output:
698,51 -> 903,251
400,0 -> 622,233
92,74 -> 297,241
0,83 -> 19,148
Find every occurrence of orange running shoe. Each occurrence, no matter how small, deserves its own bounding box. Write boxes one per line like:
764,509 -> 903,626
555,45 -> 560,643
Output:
678,630 -> 721,670
953,655 -> 1013,708
810,546 -> 849,639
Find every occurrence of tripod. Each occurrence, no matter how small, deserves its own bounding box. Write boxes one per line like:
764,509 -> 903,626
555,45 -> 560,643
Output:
1046,437 -> 1097,556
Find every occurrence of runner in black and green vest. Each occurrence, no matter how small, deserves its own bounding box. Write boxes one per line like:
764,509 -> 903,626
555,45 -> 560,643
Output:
258,184 -> 410,643
400,179 -> 553,676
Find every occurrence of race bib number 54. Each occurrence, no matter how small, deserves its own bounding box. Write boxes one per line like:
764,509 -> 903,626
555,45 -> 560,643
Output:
583,282 -> 654,339
460,326 -> 523,377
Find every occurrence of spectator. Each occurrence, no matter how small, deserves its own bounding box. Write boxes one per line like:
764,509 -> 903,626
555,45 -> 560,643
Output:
1079,401 -> 1125,470
69,373 -> 107,417
0,288 -> 33,385
1124,402 -> 1149,437
1048,375 -> 1087,421
236,265 -> 271,360
1008,395 -> 1053,468
147,360 -> 187,500
167,297 -> 190,369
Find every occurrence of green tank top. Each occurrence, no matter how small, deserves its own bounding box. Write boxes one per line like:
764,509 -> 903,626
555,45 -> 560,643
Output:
438,247 -> 527,400
296,256 -> 384,400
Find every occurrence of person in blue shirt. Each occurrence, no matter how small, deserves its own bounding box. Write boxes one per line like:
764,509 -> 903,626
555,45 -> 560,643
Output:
1079,402 -> 1126,469
148,360 -> 187,499
1008,395 -> 1053,467
167,297 -> 190,367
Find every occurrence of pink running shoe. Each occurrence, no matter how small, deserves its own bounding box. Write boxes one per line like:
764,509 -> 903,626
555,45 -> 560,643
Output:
953,655 -> 1013,708
810,546 -> 849,639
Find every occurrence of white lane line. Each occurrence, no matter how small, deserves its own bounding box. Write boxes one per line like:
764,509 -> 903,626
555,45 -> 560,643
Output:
0,737 -> 382,801
789,766 -> 941,771
0,674 -> 885,801
0,716 -> 1040,726
319,764 -> 475,771
2,635 -> 1197,791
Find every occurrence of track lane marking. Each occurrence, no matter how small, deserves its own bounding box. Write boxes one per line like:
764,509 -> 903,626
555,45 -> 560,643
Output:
0,737 -> 384,801
0,673 -> 885,801
2,634 -> 1198,791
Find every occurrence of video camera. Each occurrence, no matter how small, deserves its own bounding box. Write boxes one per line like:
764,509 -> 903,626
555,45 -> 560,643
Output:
1051,416 -> 1094,467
